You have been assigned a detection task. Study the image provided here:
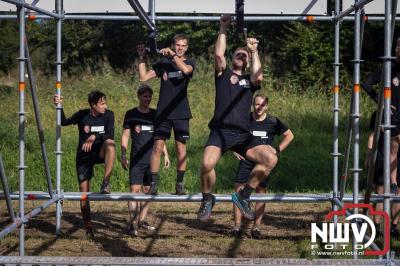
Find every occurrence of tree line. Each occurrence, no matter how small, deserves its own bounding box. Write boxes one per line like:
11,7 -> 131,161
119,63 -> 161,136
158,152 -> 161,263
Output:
0,17 -> 397,90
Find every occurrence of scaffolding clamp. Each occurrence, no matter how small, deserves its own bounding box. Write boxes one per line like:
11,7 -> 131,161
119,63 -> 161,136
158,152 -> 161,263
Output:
349,168 -> 363,173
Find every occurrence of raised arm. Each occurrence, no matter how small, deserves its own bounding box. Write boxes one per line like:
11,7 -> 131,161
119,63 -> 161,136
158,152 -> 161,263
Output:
53,94 -> 80,126
120,128 -> 131,170
215,15 -> 230,75
247,38 -> 263,87
137,44 -> 157,82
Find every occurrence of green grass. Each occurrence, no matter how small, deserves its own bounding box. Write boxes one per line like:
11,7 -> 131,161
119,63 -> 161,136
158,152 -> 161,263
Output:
0,66 -> 376,194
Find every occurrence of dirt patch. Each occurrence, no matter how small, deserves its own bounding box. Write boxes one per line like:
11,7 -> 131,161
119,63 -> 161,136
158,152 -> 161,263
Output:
0,200 -> 331,257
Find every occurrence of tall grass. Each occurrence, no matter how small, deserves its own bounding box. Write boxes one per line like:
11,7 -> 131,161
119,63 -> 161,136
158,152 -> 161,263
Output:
0,64 -> 376,194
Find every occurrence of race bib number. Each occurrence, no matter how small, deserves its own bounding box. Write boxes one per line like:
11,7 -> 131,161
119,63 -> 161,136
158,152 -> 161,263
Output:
239,79 -> 250,88
168,71 -> 184,79
141,125 -> 154,132
91,126 -> 105,134
252,130 -> 267,137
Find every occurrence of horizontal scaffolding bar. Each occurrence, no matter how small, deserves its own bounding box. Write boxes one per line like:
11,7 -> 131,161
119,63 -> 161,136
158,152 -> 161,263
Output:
334,0 -> 375,22
0,195 -> 61,239
0,14 -> 399,21
0,256 -> 396,265
1,0 -> 63,19
2,191 -> 400,203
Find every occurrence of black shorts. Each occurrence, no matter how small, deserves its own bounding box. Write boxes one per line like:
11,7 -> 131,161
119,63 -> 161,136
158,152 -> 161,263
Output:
205,128 -> 259,156
76,144 -> 104,183
235,159 -> 268,188
154,119 -> 190,143
129,163 -> 152,186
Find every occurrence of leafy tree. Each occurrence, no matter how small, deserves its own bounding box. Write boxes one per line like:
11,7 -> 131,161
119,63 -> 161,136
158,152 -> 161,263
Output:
0,20 -> 18,75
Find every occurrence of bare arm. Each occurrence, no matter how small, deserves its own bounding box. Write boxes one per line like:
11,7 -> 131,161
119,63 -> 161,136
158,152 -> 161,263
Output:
162,142 -> 170,168
247,38 -> 263,87
215,15 -> 230,75
159,47 -> 193,75
121,128 -> 131,170
172,55 -> 193,75
277,129 -> 294,152
137,44 -> 157,82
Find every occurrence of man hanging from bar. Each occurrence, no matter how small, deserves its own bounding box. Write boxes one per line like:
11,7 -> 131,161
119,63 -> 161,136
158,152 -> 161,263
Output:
136,33 -> 195,195
231,94 -> 294,239
197,15 -> 278,222
53,91 -> 115,237
362,37 -> 400,195
121,85 -> 170,237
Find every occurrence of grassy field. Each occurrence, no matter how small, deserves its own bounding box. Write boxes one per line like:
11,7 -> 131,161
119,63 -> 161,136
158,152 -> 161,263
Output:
0,65 -> 376,194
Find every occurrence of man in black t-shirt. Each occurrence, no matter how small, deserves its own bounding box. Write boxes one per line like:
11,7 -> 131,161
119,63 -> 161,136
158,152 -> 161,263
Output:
232,94 -> 294,239
121,85 -> 170,237
137,33 -> 195,195
197,15 -> 279,222
365,111 -> 400,239
53,91 -> 115,237
362,37 -> 400,194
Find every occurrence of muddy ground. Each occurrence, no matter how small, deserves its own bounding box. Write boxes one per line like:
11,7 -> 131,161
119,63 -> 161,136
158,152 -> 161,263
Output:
0,200 -> 347,258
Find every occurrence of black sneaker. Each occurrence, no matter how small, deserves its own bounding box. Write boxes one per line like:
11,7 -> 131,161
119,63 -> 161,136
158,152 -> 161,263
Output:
250,227 -> 263,240
147,181 -> 158,195
100,180 -> 111,194
175,182 -> 186,195
391,225 -> 400,240
138,220 -> 156,231
232,191 -> 254,220
230,227 -> 242,238
197,194 -> 216,222
390,183 -> 398,194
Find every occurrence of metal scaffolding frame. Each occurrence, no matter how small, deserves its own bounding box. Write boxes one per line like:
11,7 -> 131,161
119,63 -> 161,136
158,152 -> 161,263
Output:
0,0 -> 398,262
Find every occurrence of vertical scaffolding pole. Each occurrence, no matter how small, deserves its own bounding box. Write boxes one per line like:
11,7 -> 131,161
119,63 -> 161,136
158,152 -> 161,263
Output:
17,4 -> 26,256
331,0 -> 341,228
351,0 -> 362,259
149,0 -> 155,24
0,155 -> 15,222
25,39 -> 54,198
55,0 -> 63,236
383,0 -> 393,259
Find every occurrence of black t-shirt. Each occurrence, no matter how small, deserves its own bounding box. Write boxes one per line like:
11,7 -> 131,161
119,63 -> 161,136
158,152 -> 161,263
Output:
238,113 -> 289,171
209,68 -> 260,131
249,114 -> 289,145
123,107 -> 156,165
61,109 -> 114,159
362,61 -> 400,117
152,57 -> 195,121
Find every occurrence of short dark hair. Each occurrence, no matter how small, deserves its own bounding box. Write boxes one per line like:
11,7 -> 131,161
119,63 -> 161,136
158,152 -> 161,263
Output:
254,93 -> 269,105
137,85 -> 153,97
88,90 -> 106,106
173,33 -> 189,45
